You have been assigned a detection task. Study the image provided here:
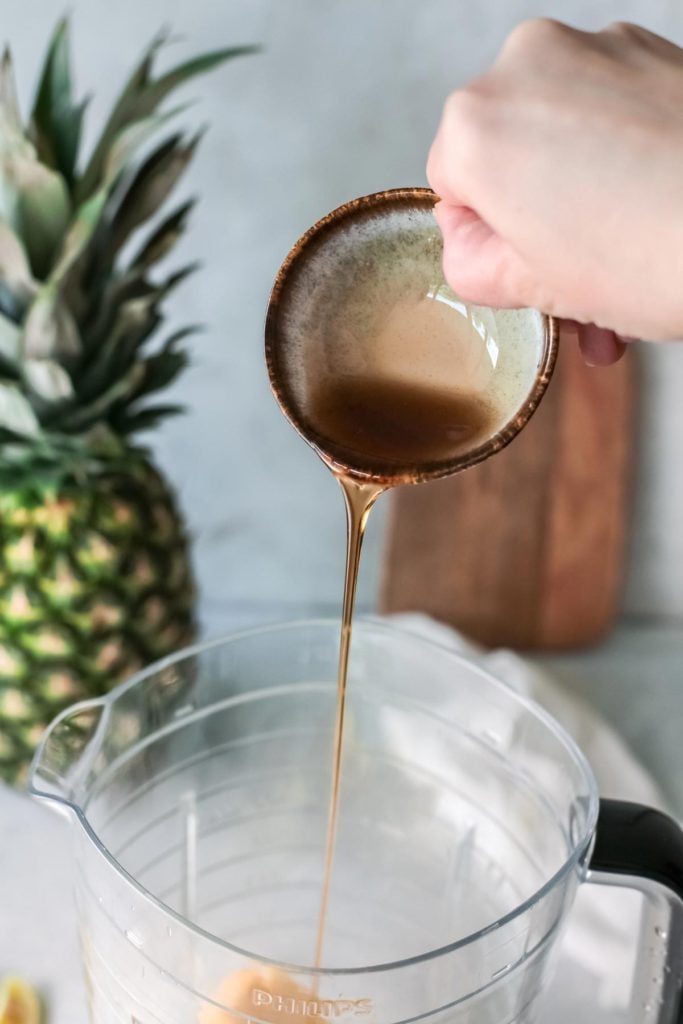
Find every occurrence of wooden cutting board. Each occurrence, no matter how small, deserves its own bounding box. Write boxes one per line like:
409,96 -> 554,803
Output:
379,339 -> 636,650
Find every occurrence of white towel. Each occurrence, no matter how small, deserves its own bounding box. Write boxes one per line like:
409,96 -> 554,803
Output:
386,613 -> 668,1017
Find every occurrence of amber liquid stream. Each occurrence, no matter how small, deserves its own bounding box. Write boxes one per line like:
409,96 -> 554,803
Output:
312,376 -> 494,968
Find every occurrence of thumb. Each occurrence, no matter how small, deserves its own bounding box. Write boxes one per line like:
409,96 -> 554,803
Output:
434,201 -> 537,309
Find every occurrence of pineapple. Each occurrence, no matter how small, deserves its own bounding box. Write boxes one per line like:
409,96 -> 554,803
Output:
0,21 -> 254,783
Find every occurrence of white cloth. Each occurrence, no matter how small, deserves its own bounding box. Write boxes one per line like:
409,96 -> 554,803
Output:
388,613 -> 667,811
387,614 -> 668,1017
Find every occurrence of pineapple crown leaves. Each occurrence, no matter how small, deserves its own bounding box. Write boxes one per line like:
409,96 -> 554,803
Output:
0,18 -> 256,485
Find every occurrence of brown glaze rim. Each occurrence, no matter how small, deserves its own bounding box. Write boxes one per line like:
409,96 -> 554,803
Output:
265,187 -> 559,485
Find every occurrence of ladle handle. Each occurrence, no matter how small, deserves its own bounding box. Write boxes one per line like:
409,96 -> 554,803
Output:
589,799 -> 683,1024
28,696 -> 107,810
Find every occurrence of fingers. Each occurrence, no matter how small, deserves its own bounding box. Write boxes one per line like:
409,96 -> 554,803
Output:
570,321 -> 628,365
434,204 -> 632,367
601,20 -> 681,54
429,123 -> 537,308
432,201 -> 536,308
433,204 -> 632,367
426,122 -> 466,207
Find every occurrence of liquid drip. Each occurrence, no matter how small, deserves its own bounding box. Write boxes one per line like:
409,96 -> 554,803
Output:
314,474 -> 383,968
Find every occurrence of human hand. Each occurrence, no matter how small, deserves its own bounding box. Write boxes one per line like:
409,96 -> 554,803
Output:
427,20 -> 683,364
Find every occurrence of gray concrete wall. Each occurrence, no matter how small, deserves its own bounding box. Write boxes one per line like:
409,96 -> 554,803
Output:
7,0 -> 683,629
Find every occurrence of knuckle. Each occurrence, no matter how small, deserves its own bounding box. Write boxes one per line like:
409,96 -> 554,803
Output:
441,88 -> 483,150
605,20 -> 641,38
504,17 -> 567,52
441,87 -> 489,175
429,87 -> 490,196
443,88 -> 477,131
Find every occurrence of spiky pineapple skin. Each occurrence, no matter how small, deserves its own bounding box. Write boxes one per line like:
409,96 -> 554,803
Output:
0,458 -> 194,784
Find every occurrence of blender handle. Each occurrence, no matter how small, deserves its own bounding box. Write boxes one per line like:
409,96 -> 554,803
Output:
589,799 -> 683,1024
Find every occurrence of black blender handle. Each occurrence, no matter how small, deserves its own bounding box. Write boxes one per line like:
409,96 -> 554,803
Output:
592,799 -> 683,899
591,799 -> 683,1024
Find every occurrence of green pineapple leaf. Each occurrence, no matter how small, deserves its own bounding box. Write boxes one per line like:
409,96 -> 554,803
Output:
161,261 -> 200,295
77,38 -> 255,202
1,48 -> 72,278
0,381 -> 41,437
114,401 -> 184,435
144,45 -> 258,110
48,188 -> 108,284
133,327 -> 196,400
58,363 -> 145,432
77,292 -> 162,401
102,103 -> 189,186
109,131 -> 202,255
82,263 -> 195,366
1,154 -> 71,280
129,198 -> 195,271
0,280 -> 26,323
0,220 -> 36,299
0,20 -> 256,489
135,352 -> 189,398
75,267 -> 163,364
66,130 -> 199,319
0,46 -> 21,133
81,420 -> 127,455
23,357 -> 74,403
22,284 -> 81,360
45,110 -> 186,325
0,311 -> 21,370
48,105 -> 189,292
75,29 -> 170,202
29,17 -> 88,189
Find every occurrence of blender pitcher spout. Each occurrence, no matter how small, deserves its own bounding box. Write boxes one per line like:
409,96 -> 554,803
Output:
29,697 -> 108,813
